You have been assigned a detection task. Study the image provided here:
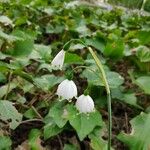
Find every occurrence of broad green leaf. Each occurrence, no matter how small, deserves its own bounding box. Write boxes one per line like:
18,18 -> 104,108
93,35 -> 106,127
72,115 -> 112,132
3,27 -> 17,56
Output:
0,30 -> 21,42
44,121 -> 63,140
28,129 -> 41,150
11,39 -> 34,57
89,128 -> 113,150
104,34 -> 124,59
65,52 -> 84,64
0,80 -> 18,98
85,37 -> 105,52
34,44 -> 51,62
67,105 -> 103,141
118,113 -> 150,150
34,74 -> 64,91
82,67 -> 124,88
107,71 -> 124,88
137,31 -> 150,45
0,136 -> 12,150
8,30 -> 34,57
48,101 -> 68,128
112,89 -> 142,109
24,108 -> 37,119
136,46 -> 150,62
135,76 -> 150,95
0,100 -> 22,129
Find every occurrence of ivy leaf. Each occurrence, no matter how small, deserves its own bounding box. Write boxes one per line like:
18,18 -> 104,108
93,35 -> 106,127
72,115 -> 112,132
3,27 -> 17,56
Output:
67,105 -> 103,141
0,100 -> 22,129
135,76 -> 150,95
118,113 -> 150,150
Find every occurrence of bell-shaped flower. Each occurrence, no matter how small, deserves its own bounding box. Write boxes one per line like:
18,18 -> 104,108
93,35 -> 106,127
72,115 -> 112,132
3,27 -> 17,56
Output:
75,94 -> 95,113
51,50 -> 65,70
57,79 -> 77,100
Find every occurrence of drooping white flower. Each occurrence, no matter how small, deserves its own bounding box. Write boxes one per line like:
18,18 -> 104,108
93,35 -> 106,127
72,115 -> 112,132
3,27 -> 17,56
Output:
51,50 -> 65,70
57,79 -> 77,100
75,94 -> 95,113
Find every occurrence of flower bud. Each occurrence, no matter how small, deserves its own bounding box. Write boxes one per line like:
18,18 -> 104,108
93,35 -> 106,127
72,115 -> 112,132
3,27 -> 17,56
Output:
51,50 -> 65,70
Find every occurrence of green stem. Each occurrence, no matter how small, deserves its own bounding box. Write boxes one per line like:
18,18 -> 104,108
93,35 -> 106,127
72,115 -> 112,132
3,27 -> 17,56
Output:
87,47 -> 111,150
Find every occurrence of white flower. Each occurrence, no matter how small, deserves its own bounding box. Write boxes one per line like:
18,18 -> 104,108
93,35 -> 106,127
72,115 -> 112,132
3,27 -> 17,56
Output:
51,50 -> 65,70
75,94 -> 95,113
57,79 -> 77,100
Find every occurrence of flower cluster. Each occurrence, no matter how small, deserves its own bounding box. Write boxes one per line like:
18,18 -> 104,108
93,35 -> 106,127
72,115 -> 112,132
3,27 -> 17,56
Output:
51,50 -> 95,114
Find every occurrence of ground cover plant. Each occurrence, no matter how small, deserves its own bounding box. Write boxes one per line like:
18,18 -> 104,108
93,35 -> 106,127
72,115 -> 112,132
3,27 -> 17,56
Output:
0,0 -> 150,150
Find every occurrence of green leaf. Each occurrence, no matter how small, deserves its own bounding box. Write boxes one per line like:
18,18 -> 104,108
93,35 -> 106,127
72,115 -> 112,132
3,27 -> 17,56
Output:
65,52 -> 84,64
118,113 -> 150,150
67,105 -> 103,141
8,30 -> 34,57
136,46 -> 150,62
0,136 -> 12,150
107,71 -> 124,88
89,128 -> 113,150
0,30 -> 21,42
44,121 -> 63,140
0,80 -> 18,99
0,100 -> 22,129
34,75 -> 64,91
82,67 -> 124,88
104,34 -> 124,59
137,30 -> 150,45
24,108 -> 37,119
112,89 -> 142,109
135,76 -> 150,95
28,129 -> 41,150
34,44 -> 51,62
48,101 -> 68,128
84,37 -> 105,52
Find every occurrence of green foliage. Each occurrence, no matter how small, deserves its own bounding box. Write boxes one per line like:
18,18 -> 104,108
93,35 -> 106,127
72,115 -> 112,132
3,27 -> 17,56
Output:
118,113 -> 150,150
135,76 -> 150,95
28,129 -> 41,150
0,136 -> 12,150
0,0 -> 150,149
0,100 -> 22,129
